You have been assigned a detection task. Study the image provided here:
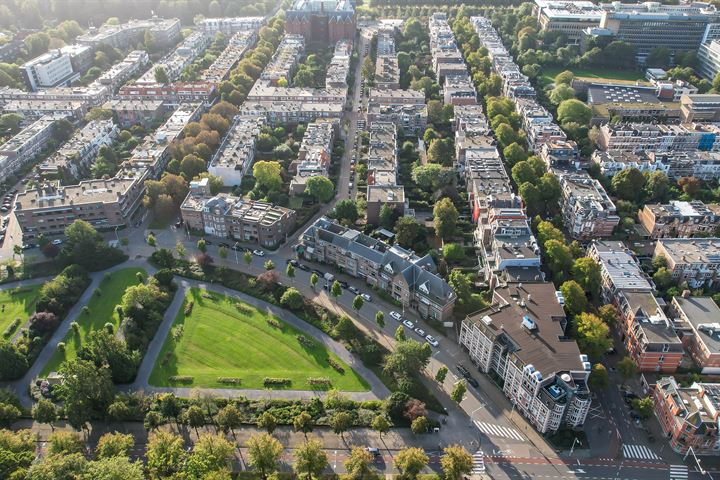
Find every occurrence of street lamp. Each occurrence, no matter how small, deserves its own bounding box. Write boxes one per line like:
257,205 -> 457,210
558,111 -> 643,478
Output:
470,404 -> 486,448
685,446 -> 713,478
569,436 -> 581,456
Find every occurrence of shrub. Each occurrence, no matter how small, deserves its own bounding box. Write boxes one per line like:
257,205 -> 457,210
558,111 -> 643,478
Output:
266,318 -> 282,329
184,301 -> 194,316
168,376 -> 194,384
57,342 -> 65,352
263,377 -> 292,386
70,322 -> 80,333
328,357 -> 345,374
217,377 -> 242,385
296,335 -> 314,348
104,323 -> 114,334
235,303 -> 253,315
307,378 -> 332,388
3,319 -> 20,338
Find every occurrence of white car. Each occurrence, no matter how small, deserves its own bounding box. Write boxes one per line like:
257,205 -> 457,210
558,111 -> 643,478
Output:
361,293 -> 371,302
425,335 -> 439,347
51,239 -> 63,245
403,320 -> 414,329
389,311 -> 402,321
414,327 -> 426,337
252,249 -> 265,256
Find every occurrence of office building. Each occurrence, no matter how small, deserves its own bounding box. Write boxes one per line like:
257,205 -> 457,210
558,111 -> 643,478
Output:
533,0 -> 604,43
654,238 -> 720,288
638,201 -> 720,239
459,282 -> 591,434
285,0 -> 355,43
208,116 -> 266,186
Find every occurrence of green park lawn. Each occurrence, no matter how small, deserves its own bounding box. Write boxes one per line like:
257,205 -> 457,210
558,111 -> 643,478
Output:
541,66 -> 648,85
41,267 -> 146,375
0,285 -> 42,338
149,288 -> 370,391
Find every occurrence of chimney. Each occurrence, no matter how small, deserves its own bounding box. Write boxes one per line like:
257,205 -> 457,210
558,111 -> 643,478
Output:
682,289 -> 691,298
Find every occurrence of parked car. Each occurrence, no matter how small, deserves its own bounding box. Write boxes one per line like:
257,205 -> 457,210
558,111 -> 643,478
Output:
425,335 -> 439,347
366,447 -> 381,458
219,242 -> 230,249
361,293 -> 371,302
414,327 -> 426,337
456,364 -> 470,377
402,320 -> 415,329
252,249 -> 265,256
349,286 -> 360,295
323,272 -> 335,282
51,239 -> 63,245
338,280 -> 349,289
390,311 -> 402,321
297,263 -> 310,272
466,376 -> 479,388
287,259 -> 299,266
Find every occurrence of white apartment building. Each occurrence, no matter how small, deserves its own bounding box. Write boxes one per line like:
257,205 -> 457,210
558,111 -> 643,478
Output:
208,116 -> 265,186
21,50 -> 77,91
197,17 -> 265,34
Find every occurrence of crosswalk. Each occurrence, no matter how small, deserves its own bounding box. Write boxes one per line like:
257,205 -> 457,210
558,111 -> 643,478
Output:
471,450 -> 485,474
669,465 -> 688,480
622,444 -> 660,460
474,420 -> 524,441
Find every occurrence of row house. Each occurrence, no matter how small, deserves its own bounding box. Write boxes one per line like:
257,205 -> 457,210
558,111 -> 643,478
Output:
443,73 -> 477,106
592,149 -> 720,181
375,55 -> 400,90
77,17 -> 181,49
589,240 -> 683,372
638,201 -> 720,239
290,119 -> 338,196
208,115 -> 266,187
137,31 -> 212,84
299,217 -> 456,322
377,26 -> 396,56
453,104 -> 489,135
364,122 -> 405,224
459,282 -> 591,433
671,294 -> 720,374
596,123 -> 719,152
366,89 -> 428,136
260,34 -> 305,85
103,99 -> 166,129
201,31 -> 257,84
239,100 -> 343,127
326,40 -> 352,89
197,17 -> 265,35
0,117 -> 56,184
557,171 -> 619,240
654,238 -> 720,289
117,82 -> 216,107
97,50 -> 150,92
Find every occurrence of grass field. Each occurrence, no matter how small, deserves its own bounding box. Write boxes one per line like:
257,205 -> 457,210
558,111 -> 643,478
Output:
0,285 -> 42,338
41,268 -> 145,375
149,288 -> 370,391
541,66 -> 647,85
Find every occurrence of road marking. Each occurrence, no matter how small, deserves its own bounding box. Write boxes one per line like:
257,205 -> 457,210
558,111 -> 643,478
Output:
621,444 -> 659,460
472,450 -> 485,474
475,420 -> 524,441
669,464 -> 688,480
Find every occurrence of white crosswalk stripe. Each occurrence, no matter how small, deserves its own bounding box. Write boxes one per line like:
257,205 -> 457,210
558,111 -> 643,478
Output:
669,465 -> 688,480
472,451 -> 485,474
474,420 -> 524,441
622,444 -> 660,460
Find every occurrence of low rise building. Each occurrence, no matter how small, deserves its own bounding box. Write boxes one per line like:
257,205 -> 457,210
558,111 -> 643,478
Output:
459,281 -> 591,433
367,89 -> 427,136
326,40 -> 352,89
375,55 -> 400,90
97,50 -> 150,92
299,217 -> 456,321
681,94 -> 720,123
558,171 -> 619,240
137,31 -> 211,84
197,16 -> 265,34
0,117 -> 56,184
638,201 -> 720,239
533,0 -> 604,44
77,17 -> 181,49
260,34 -> 305,85
239,100 -> 343,127
443,73 -> 477,106
592,149 -> 720,180
671,295 -> 720,373
377,26 -> 396,55
366,185 -> 406,224
654,238 -> 720,288
596,123 -> 717,152
208,116 -> 265,186
117,81 -> 216,106
201,31 -> 256,84
103,98 -> 166,129
289,119 -> 337,195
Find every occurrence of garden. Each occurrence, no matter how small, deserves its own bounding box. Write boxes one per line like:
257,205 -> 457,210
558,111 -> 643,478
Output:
41,267 -> 146,375
149,287 -> 370,392
0,285 -> 42,339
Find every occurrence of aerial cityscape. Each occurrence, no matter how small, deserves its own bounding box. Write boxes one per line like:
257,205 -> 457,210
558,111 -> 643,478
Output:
3,0 -> 720,478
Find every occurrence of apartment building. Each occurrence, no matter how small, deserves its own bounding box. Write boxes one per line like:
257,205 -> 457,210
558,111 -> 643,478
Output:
208,116 -> 266,187
300,217 -> 456,321
0,117 -> 56,184
443,73 -> 477,106
459,281 -> 591,433
453,104 -> 489,134
14,173 -> 147,238
377,26 -> 396,56
97,51 -> 150,92
285,0 -> 356,43
367,89 -> 427,136
103,98 -> 165,129
364,121 -> 406,224
0,83 -> 111,109
558,171 -> 619,240
654,238 -> 720,288
21,50 -> 78,91
671,295 -> 720,373
326,40 -> 352,89
116,82 -> 216,106
592,149 -> 720,180
375,55 -> 400,90
589,240 -> 683,372
654,377 -> 720,455
137,31 -> 211,84
37,120 -> 118,180
261,34 -> 305,85
699,40 -> 720,80
638,201 -> 720,239
201,31 -> 256,84
681,94 -> 720,123
289,119 -> 337,196
533,0 -> 604,43
77,17 -> 181,49
239,100 -> 343,127
181,179 -> 296,247
596,123 -> 718,152
197,16 -> 265,35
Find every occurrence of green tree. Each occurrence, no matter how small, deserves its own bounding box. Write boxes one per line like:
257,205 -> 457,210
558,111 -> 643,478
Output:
146,432 -> 186,479
545,240 -> 573,278
352,294 -> 364,313
154,65 -> 169,83
305,176 -> 335,203
617,356 -> 638,385
451,381 -> 467,403
57,359 -> 113,431
330,280 -> 342,302
334,199 -> 359,224
345,446 -> 375,480
144,411 -> 162,432
427,138 -> 455,165
32,399 -> 58,431
216,404 -> 242,438
554,70 -> 574,85
572,257 -> 601,298
84,456 -> 144,479
180,154 -> 206,180
264,259 -> 275,271
293,438 -> 328,480
441,445 -> 474,480
293,411 -> 314,440
244,250 -> 253,266
632,397 -> 654,419
253,161 -> 283,191
0,403 -> 19,428
644,171 -> 670,202
394,447 -> 428,479
557,99 -> 592,125
549,83 -> 575,105
395,216 -> 423,249
375,311 -> 385,328
247,433 -> 283,479
435,366 -> 448,384
443,243 -> 465,263
433,197 -> 459,240
612,168 -> 646,202
310,272 -> 319,291
512,160 -> 538,185
219,246 -> 228,259
257,411 -> 277,434
411,415 -> 428,434
598,304 -> 619,328
395,326 -> 406,341
95,432 -> 134,459
575,313 -> 612,361
384,340 -> 431,380
281,287 -> 303,310
653,267 -> 673,290
330,411 -> 352,440
560,280 -> 588,316
589,363 -> 609,390
184,405 -> 205,437
371,415 -> 390,439
197,239 -> 207,253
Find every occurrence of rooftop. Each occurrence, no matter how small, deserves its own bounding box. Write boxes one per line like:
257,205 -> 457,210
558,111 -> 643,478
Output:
591,240 -> 653,292
658,238 -> 720,264
674,296 -> 720,355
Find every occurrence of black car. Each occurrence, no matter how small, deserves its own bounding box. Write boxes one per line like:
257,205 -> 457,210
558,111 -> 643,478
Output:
338,280 -> 349,289
231,243 -> 243,251
623,391 -> 639,399
466,376 -> 479,388
22,243 -> 37,250
312,269 -> 324,277
219,242 -> 231,249
456,364 -> 470,377
287,259 -> 299,266
297,263 -> 310,271
204,239 -> 212,245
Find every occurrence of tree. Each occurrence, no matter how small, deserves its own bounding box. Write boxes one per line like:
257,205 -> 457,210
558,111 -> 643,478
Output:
512,161 -> 538,186
411,163 -> 455,192
612,168 -> 646,201
216,404 -> 242,438
427,138 -> 454,166
375,311 -> 385,328
395,216 -> 423,249
572,257 -> 601,298
95,432 -> 134,459
330,280 -> 342,302
575,313 -> 612,361
293,438 -> 328,480
384,340 -> 432,380
330,411 -> 352,440
32,399 -> 58,431
598,304 -> 619,328
544,240 -> 573,278
345,446 -> 375,480
632,397 -> 654,419
494,123 -> 519,149
257,411 -> 277,434
441,445 -> 474,480
305,176 -> 334,203
371,415 -> 390,438
554,70 -> 574,85
184,405 -> 205,437
144,411 -> 162,432
435,366 -> 448,384
549,83 -> 575,105
197,239 -> 207,253
395,447 -> 428,479
293,411 -> 314,439
244,250 -> 253,266
310,272 -> 319,291
443,243 -> 465,263
352,294 -> 364,313
334,199 -> 359,224
219,246 -> 228,260
253,161 -> 283,191
644,171 -> 670,202
85,456 -> 144,479
560,280 -> 588,316
589,363 -> 609,390
180,154 -> 206,180
56,359 -> 113,430
557,99 -> 592,125
281,287 -> 303,310
411,415 -> 428,434
433,197 -> 459,240
653,267 -> 673,290
146,432 -> 186,478
451,381 -> 467,403
617,356 -> 638,385
154,66 -> 169,83
0,403 -> 19,428
264,260 -> 275,271
395,325 -> 406,341
27,453 -> 88,479
247,433 -> 283,480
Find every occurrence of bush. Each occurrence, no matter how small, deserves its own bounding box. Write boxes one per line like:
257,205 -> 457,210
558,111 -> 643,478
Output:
36,265 -> 90,318
307,378 -> 332,388
184,301 -> 194,316
169,376 -> 194,384
328,357 -> 345,374
296,335 -> 314,348
263,377 -> 292,386
235,303 -> 253,315
217,377 -> 242,385
266,318 -> 281,329
3,318 -> 20,338
57,342 -> 65,352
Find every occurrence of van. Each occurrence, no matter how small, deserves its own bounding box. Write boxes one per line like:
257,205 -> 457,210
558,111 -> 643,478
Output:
323,272 -> 335,282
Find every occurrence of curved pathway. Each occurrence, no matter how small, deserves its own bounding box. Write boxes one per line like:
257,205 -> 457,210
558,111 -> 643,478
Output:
124,277 -> 389,401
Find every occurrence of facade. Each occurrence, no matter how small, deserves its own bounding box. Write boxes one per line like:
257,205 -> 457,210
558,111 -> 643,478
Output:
103,98 -> 166,129
592,149 -> 720,180
681,94 -> 720,123
285,0 -> 356,43
596,123 -> 718,152
654,377 -> 720,456
671,295 -> 720,373
0,117 -> 56,184
181,179 -> 296,247
699,39 -> 720,80
300,217 -> 456,321
326,40 -> 352,89
208,116 -> 266,186
21,50 -> 77,91
589,240 -> 683,372
638,201 -> 720,239
654,238 -> 720,288
459,282 -> 591,434
116,82 -> 216,106
558,171 -> 619,240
